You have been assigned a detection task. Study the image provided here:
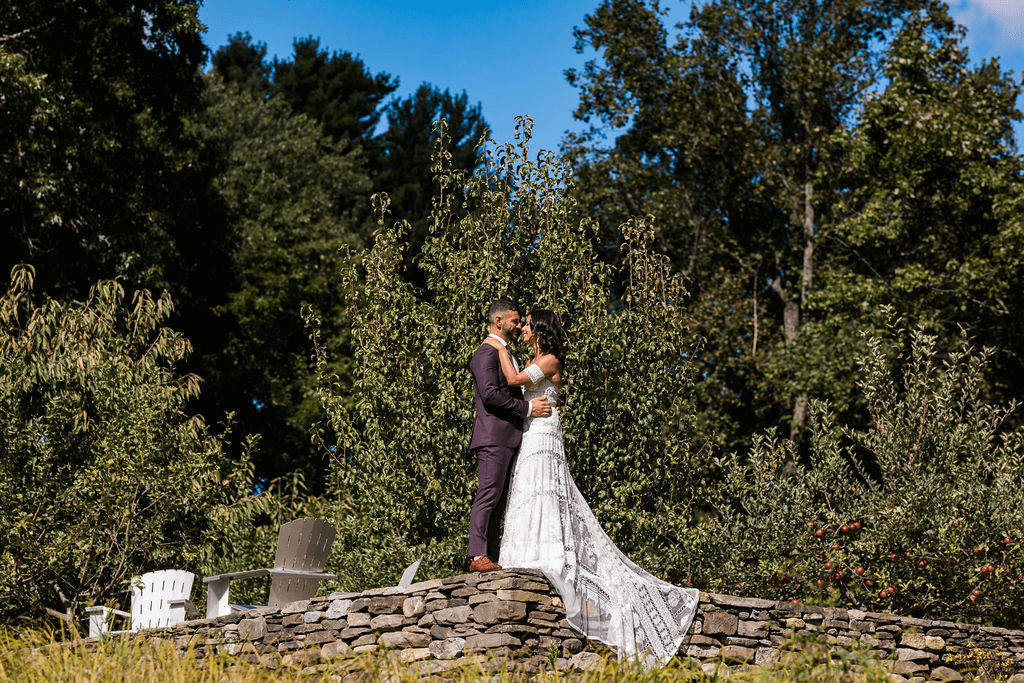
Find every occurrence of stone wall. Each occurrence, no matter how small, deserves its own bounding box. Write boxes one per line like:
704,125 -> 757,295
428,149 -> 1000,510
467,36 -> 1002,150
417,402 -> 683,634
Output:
152,568 -> 1024,681
689,591 -> 1024,682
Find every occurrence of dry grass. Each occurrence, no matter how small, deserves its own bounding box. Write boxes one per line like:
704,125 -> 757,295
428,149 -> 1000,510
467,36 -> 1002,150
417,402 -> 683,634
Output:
0,630 -> 276,683
0,629 -> 902,682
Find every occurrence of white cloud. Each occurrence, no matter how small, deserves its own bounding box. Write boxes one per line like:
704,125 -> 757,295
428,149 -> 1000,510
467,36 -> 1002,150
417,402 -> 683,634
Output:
972,0 -> 1024,28
951,0 -> 1024,73
974,1 -> 1024,53
954,0 -> 1024,42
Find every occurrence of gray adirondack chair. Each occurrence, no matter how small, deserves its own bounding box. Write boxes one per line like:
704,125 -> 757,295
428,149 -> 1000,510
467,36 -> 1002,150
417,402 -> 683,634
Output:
203,517 -> 336,618
86,569 -> 195,637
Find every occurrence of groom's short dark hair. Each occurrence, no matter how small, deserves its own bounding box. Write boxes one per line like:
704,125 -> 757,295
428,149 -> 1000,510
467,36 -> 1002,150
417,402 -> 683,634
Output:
487,298 -> 519,324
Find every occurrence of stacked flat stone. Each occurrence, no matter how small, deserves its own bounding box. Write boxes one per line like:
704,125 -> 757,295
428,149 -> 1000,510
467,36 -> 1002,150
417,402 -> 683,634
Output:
687,593 -> 1024,682
167,568 -> 598,676
137,568 -> 1024,681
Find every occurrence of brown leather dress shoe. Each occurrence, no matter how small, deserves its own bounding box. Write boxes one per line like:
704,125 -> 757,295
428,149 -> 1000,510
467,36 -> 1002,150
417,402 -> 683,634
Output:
469,556 -> 502,572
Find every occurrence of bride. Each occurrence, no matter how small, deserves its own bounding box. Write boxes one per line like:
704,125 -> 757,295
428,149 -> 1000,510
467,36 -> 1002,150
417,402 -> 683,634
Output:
482,309 -> 699,666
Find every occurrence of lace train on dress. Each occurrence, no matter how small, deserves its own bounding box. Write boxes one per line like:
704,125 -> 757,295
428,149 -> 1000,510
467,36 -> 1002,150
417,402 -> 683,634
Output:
499,379 -> 699,667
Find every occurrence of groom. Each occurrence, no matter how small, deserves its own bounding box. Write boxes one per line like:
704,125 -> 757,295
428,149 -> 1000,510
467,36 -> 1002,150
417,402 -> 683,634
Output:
467,298 -> 551,572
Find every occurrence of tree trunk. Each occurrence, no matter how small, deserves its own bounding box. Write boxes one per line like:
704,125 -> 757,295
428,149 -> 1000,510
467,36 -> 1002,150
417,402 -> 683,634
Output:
790,174 -> 815,439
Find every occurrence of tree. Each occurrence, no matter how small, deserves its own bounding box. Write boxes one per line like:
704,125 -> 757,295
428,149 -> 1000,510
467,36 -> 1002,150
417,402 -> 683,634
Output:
308,120 -> 707,588
210,36 -> 490,293
209,32 -> 272,95
831,17 -> 1024,401
679,319 -> 1024,627
0,50 -> 63,264
0,266 -> 234,625
204,34 -> 490,482
271,37 -> 398,147
0,0 -> 213,302
189,77 -> 369,486
375,84 -> 488,289
565,0 -> 1023,447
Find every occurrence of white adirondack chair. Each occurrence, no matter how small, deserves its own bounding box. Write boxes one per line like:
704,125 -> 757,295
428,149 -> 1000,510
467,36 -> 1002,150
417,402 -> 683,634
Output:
203,517 -> 336,618
86,569 -> 195,637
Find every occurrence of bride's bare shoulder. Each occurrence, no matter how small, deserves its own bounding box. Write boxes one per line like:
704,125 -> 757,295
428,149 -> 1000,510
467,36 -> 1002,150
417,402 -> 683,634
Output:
536,353 -> 561,371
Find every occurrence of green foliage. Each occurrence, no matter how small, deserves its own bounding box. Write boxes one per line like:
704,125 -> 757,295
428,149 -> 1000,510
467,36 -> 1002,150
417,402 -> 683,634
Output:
376,83 -> 489,288
1,0 -> 212,300
565,0 -> 1024,454
832,15 -> 1024,399
0,266 -> 233,625
269,36 -> 399,146
4,0 -> 1022,636
309,118 -> 706,589
204,37 -> 488,484
212,33 -> 398,150
209,32 -> 272,95
189,77 -> 368,486
679,317 -> 1024,627
0,50 -> 62,239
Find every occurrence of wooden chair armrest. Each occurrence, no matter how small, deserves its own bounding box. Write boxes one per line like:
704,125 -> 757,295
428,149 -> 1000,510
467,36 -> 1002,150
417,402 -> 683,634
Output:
86,606 -> 130,637
202,568 -> 272,583
203,568 -> 335,619
86,606 -> 131,618
265,568 -> 336,580
202,568 -> 335,583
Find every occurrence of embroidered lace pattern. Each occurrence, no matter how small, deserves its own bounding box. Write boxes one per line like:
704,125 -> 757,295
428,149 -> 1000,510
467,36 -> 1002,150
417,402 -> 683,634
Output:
523,363 -> 546,384
499,377 -> 699,667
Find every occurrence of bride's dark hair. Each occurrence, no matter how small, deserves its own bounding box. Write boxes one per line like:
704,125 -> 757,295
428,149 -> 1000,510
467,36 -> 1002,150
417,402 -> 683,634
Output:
528,309 -> 565,368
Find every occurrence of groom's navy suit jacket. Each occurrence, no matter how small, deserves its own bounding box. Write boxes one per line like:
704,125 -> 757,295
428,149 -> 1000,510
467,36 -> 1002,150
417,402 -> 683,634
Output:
468,343 -> 529,451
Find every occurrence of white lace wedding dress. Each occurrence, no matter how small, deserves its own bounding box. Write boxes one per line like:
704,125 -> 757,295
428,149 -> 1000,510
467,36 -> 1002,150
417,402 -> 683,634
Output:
499,377 -> 699,667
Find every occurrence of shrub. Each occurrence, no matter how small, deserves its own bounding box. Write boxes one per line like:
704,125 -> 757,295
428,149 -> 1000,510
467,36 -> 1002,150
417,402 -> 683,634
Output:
0,266 -> 235,626
675,317 -> 1024,627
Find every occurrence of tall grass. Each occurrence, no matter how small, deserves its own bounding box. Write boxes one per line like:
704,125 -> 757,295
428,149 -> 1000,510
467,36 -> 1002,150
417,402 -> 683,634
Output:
0,629 -> 902,682
0,630 -> 276,683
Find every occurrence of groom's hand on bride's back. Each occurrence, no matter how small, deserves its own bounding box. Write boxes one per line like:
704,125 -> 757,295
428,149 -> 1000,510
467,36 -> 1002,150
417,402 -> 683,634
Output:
531,397 -> 552,417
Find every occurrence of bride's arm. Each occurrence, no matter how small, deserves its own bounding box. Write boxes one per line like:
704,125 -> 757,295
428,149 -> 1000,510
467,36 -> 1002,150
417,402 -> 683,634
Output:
481,338 -> 524,385
481,339 -> 560,386
501,351 -> 560,387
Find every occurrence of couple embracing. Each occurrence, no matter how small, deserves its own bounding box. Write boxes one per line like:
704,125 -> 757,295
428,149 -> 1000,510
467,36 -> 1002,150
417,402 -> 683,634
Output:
466,298 -> 699,666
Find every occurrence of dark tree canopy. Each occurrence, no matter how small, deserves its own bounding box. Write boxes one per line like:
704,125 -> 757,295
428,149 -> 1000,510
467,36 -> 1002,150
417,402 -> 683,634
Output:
4,0 -> 1024,632
375,84 -> 488,288
188,77 -> 369,487
0,0 -> 212,300
203,35 -> 488,481
272,37 -> 399,145
378,84 -> 487,220
210,32 -> 272,94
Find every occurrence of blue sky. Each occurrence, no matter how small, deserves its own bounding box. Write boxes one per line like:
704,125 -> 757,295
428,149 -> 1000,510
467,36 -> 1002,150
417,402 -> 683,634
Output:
198,0 -> 1024,154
